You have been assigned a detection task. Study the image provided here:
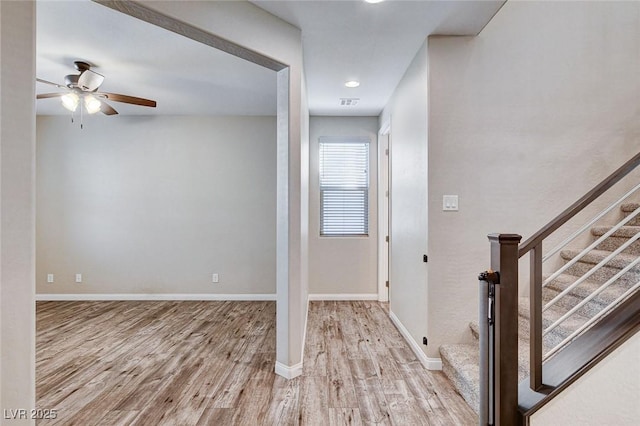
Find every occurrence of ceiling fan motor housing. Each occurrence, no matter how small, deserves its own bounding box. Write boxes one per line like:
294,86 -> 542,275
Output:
64,74 -> 79,88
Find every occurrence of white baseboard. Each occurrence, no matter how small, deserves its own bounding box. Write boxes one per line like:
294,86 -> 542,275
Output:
389,310 -> 442,371
36,293 -> 277,301
308,293 -> 378,301
301,296 -> 309,363
274,361 -> 302,379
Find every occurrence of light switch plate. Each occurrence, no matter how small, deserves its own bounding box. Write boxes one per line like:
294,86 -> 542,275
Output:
443,195 -> 459,211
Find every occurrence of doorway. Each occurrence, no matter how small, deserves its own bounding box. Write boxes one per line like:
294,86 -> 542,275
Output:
35,0 -> 292,375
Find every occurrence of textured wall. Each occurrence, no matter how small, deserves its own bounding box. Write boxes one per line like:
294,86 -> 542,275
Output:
37,115 -> 276,296
1,0 -> 36,421
427,1 -> 640,357
379,40 -> 430,359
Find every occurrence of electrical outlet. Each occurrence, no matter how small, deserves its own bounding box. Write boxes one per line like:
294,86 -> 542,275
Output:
212,273 -> 219,283
75,273 -> 82,283
47,274 -> 54,283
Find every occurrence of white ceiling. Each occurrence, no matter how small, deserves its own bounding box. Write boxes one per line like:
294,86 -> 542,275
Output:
36,0 -> 504,117
252,0 -> 505,116
36,0 -> 277,116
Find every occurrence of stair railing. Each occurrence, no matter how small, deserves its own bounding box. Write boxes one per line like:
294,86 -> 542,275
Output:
478,151 -> 640,426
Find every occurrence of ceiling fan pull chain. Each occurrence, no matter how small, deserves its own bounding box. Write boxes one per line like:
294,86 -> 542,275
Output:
80,102 -> 84,130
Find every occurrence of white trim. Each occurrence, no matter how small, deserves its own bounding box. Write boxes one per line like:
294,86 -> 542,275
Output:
274,360 -> 302,379
389,310 -> 442,371
308,293 -> 378,301
301,296 -> 309,363
379,120 -> 391,136
377,130 -> 390,303
35,293 -> 277,301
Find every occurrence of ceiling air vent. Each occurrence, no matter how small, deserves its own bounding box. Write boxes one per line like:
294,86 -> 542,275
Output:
340,98 -> 359,107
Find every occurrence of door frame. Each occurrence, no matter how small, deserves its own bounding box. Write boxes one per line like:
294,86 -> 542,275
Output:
377,120 -> 391,302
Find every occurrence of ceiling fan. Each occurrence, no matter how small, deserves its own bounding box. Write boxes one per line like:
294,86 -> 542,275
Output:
36,60 -> 157,116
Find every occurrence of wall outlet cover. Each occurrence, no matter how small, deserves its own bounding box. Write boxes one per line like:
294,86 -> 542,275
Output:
442,195 -> 459,211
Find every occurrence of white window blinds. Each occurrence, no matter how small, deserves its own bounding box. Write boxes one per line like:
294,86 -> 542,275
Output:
319,137 -> 369,236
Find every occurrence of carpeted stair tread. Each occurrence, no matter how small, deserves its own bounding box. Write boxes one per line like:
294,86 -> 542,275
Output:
440,343 -> 481,414
518,297 -> 591,348
560,248 -> 640,268
544,273 -> 631,316
620,202 -> 640,213
591,225 -> 640,255
560,248 -> 640,288
619,203 -> 640,225
591,225 -> 640,238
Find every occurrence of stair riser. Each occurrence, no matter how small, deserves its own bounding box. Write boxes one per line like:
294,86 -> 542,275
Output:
518,310 -> 578,350
595,235 -> 640,256
440,354 -> 480,415
564,262 -> 640,289
468,322 -> 534,378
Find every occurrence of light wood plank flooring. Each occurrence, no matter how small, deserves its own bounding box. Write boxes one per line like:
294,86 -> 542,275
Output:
36,300 -> 477,425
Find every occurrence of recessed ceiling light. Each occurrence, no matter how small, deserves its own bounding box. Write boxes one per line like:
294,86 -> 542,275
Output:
365,0 -> 385,3
345,80 -> 360,88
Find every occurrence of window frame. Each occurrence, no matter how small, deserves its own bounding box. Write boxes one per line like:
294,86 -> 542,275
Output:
318,136 -> 370,237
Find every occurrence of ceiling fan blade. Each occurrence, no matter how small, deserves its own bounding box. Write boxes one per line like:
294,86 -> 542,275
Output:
36,78 -> 67,89
97,92 -> 156,108
100,101 -> 118,116
37,92 -> 65,99
78,69 -> 104,92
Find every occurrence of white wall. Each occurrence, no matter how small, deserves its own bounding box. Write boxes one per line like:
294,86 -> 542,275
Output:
379,40 -> 430,359
0,1 -> 36,421
425,0 -> 640,358
36,115 -> 276,296
531,331 -> 640,425
299,71 -> 310,363
308,116 -> 379,297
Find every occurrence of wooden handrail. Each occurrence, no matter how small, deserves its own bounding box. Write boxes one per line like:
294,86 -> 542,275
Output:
519,151 -> 640,257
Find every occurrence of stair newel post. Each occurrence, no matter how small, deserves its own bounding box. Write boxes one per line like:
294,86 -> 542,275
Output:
487,233 -> 522,426
529,243 -> 543,391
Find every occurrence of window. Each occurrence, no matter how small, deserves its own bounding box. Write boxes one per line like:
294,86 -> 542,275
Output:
319,137 -> 369,236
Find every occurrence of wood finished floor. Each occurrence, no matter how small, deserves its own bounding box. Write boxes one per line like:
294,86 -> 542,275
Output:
36,300 -> 477,425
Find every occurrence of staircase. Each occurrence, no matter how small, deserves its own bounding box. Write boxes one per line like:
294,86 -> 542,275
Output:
439,202 -> 640,415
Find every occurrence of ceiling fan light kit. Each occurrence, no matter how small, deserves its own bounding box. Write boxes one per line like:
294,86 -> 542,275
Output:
36,60 -> 157,128
84,95 -> 102,114
61,92 -> 79,112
